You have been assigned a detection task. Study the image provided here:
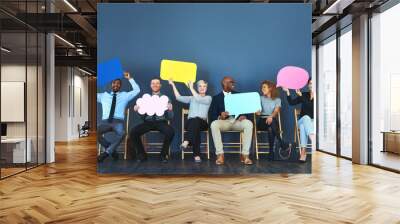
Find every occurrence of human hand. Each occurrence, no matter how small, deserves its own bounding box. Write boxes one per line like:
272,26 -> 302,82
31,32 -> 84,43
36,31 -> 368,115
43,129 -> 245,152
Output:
167,103 -> 173,111
187,81 -> 194,89
255,110 -> 261,116
133,105 -> 139,112
282,87 -> 290,95
295,89 -> 302,96
220,111 -> 229,120
266,116 -> 273,125
168,79 -> 174,85
124,72 -> 131,79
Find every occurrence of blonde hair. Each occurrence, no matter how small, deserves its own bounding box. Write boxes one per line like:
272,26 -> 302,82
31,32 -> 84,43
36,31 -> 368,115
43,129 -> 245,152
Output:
196,80 -> 208,88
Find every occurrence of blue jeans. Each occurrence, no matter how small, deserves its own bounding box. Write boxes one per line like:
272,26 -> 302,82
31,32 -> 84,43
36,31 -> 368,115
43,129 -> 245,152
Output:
97,120 -> 125,155
298,115 -> 314,148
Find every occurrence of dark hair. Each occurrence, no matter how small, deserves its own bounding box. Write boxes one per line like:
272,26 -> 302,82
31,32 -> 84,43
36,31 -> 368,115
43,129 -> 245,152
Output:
112,78 -> 122,84
151,77 -> 162,83
308,78 -> 312,84
260,80 -> 279,99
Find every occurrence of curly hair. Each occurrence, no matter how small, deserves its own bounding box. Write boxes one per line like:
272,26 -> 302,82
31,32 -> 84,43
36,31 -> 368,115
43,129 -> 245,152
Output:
260,80 -> 279,99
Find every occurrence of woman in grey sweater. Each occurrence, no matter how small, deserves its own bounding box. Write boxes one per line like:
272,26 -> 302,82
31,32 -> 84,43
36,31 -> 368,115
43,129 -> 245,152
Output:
169,79 -> 212,162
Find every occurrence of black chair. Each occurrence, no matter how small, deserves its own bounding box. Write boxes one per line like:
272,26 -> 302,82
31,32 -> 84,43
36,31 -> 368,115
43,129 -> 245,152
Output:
78,121 -> 90,138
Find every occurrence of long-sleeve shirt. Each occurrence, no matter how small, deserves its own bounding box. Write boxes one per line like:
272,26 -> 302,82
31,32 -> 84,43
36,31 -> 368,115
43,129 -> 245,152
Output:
141,92 -> 174,122
97,79 -> 140,121
286,91 -> 314,119
176,95 -> 212,120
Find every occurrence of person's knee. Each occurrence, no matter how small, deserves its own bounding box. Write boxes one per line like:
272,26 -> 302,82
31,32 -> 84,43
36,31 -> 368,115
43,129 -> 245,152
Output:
130,128 -> 140,138
210,120 -> 221,131
164,126 -> 175,139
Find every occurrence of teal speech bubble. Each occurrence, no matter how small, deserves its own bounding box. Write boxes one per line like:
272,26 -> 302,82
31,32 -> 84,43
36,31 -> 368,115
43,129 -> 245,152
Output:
224,92 -> 261,119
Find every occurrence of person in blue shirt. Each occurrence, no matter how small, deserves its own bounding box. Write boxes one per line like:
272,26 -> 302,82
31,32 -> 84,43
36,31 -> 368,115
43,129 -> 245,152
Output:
255,80 -> 281,160
97,72 -> 140,162
169,79 -> 212,163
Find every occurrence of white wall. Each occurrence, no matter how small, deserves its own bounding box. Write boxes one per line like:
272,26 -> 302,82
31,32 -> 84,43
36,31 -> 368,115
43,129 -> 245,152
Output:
54,67 -> 89,141
1,64 -> 46,163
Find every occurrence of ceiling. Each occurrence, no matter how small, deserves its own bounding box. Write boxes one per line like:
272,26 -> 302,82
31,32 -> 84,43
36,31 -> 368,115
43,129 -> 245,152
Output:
0,0 -> 389,75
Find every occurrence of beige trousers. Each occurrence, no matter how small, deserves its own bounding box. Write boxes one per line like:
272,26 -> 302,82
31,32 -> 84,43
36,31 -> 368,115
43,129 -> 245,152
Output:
210,118 -> 253,155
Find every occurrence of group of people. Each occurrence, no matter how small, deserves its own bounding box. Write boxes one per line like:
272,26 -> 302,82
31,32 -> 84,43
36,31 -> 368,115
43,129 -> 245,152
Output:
97,72 -> 314,165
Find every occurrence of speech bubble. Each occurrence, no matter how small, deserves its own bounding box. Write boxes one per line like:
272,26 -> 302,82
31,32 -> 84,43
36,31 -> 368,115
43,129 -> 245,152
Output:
160,59 -> 197,84
98,58 -> 124,87
276,66 -> 309,90
224,92 -> 261,119
136,94 -> 169,116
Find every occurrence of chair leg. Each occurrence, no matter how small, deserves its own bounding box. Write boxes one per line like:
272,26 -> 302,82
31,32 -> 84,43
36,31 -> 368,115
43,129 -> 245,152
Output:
124,136 -> 128,160
240,133 -> 243,154
181,132 -> 185,160
207,131 -> 210,160
255,132 -> 259,160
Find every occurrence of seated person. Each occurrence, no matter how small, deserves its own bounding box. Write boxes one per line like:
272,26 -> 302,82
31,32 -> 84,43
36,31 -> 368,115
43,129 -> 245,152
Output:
283,79 -> 314,162
169,79 -> 212,163
209,76 -> 253,165
97,72 -> 140,162
255,80 -> 281,160
130,78 -> 174,163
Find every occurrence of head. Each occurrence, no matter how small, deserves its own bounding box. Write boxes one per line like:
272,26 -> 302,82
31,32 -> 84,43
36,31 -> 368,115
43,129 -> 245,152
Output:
221,76 -> 235,92
196,80 -> 208,95
111,79 -> 122,93
260,80 -> 278,99
307,79 -> 313,92
150,77 -> 162,93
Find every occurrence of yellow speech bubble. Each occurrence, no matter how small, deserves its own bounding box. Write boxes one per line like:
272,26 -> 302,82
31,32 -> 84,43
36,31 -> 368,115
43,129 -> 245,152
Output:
160,59 -> 197,84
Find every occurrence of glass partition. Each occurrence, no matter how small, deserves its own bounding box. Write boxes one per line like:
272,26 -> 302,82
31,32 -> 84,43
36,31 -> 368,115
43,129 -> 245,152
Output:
317,35 -> 337,154
370,3 -> 400,171
0,1 -> 46,179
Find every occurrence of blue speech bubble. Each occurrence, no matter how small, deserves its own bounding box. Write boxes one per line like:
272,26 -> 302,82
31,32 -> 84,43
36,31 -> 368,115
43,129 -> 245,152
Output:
224,92 -> 261,119
97,58 -> 124,87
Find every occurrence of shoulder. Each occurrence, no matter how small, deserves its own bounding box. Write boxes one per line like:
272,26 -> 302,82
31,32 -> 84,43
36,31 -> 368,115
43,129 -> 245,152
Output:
213,92 -> 223,99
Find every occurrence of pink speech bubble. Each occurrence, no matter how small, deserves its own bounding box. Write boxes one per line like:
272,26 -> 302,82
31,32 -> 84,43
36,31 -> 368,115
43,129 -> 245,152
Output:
276,66 -> 309,90
136,94 -> 169,116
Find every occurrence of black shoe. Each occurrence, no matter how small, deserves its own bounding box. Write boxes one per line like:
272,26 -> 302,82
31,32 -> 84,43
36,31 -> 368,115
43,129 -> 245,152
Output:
111,151 -> 119,160
160,154 -> 169,163
137,153 -> 148,162
98,139 -> 111,149
97,152 -> 109,163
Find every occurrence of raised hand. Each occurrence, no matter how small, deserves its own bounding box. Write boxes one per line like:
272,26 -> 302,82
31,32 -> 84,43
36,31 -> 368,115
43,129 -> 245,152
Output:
124,72 -> 131,79
133,105 -> 139,112
168,79 -> 174,85
295,89 -> 302,96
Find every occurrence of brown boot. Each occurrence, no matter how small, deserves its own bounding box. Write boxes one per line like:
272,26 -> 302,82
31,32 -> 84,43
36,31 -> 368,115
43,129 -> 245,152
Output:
242,154 -> 253,165
216,154 -> 224,165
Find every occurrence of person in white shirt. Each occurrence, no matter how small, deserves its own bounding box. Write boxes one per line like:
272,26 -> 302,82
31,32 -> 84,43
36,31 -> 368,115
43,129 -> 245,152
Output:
97,72 -> 140,162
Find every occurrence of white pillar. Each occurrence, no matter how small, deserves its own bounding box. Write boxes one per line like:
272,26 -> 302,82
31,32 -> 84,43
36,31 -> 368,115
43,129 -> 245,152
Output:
352,14 -> 369,164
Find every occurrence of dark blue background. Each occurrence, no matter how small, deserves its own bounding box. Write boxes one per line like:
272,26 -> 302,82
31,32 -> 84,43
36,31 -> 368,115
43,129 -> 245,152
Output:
98,3 -> 311,153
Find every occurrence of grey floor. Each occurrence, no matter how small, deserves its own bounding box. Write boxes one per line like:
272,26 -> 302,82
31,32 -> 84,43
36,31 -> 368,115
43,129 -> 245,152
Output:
97,153 -> 311,175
